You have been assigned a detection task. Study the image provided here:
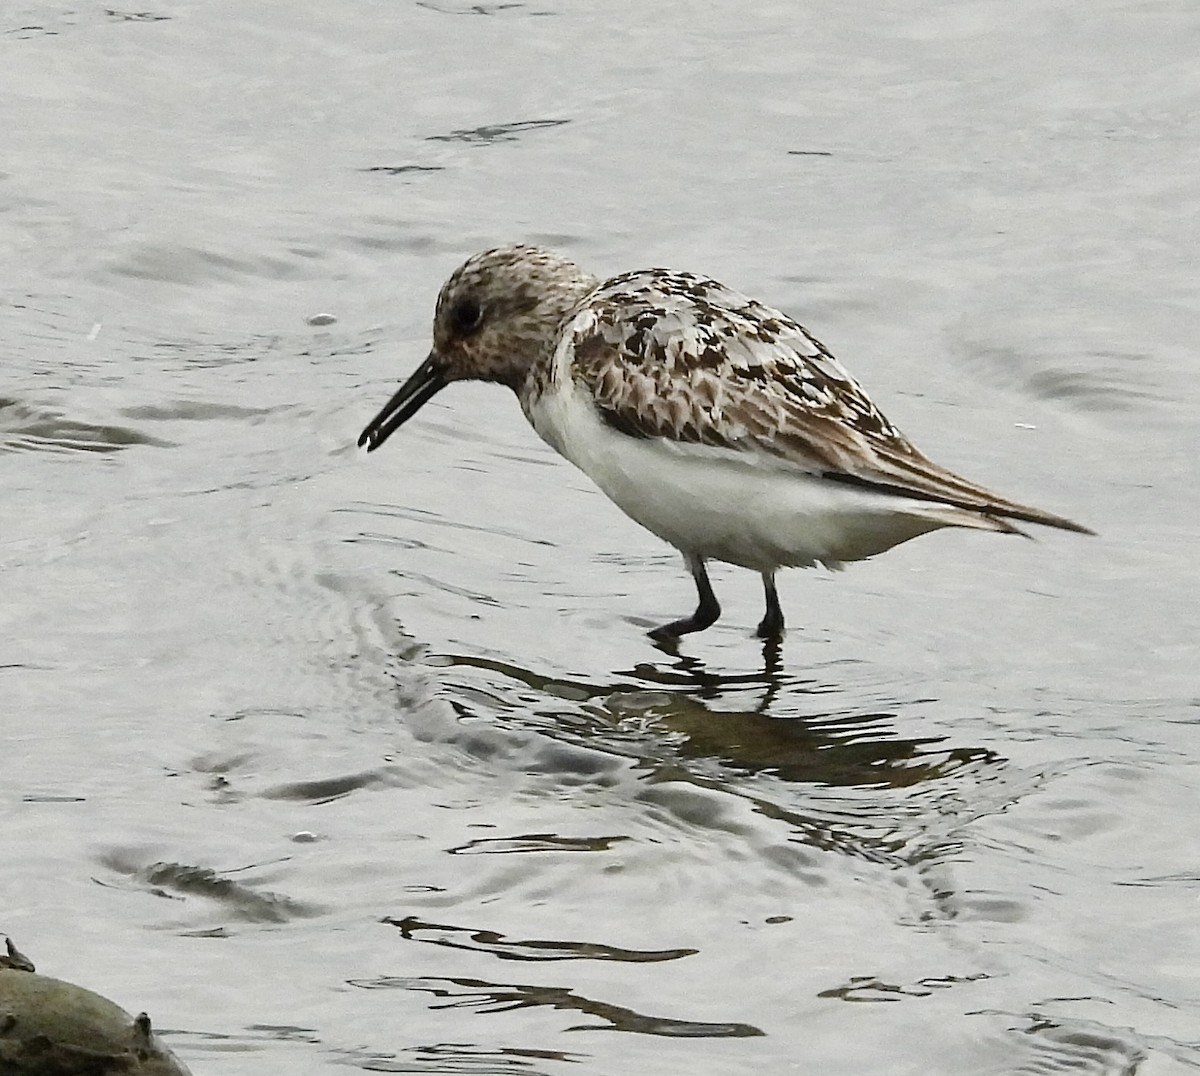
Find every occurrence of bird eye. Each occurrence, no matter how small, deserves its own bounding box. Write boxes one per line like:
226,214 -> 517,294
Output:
449,297 -> 484,336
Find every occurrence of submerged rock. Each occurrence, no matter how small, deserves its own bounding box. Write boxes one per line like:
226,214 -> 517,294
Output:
0,937 -> 192,1076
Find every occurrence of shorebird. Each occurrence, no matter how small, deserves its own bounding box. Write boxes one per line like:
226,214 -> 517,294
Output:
358,244 -> 1091,641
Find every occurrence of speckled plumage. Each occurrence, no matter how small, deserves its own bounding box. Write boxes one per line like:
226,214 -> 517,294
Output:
359,244 -> 1091,640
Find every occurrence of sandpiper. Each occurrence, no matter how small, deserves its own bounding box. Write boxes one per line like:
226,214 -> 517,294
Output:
358,245 -> 1091,641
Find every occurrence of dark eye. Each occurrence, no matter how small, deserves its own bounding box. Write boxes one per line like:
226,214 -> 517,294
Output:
449,297 -> 484,336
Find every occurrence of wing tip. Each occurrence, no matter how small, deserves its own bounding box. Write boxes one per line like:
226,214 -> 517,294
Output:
994,506 -> 1096,537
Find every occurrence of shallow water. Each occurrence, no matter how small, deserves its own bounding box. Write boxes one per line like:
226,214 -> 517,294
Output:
3,2 -> 1198,1073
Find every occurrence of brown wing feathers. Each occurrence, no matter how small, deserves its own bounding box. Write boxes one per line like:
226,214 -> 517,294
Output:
569,271 -> 1092,536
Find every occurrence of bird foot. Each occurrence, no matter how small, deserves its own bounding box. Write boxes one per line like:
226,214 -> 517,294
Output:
755,614 -> 785,640
648,618 -> 700,641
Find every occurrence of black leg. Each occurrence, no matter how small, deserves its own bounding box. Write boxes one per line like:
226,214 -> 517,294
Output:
649,556 -> 721,640
756,572 -> 785,640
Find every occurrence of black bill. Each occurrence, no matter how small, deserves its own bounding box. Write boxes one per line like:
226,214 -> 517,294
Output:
357,352 -> 446,452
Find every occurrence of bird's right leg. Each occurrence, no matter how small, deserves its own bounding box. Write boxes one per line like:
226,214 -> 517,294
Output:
649,555 -> 721,640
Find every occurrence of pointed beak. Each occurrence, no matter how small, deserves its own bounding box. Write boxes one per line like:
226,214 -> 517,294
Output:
357,352 -> 447,452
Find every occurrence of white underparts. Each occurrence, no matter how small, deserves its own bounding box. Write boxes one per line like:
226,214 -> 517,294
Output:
527,376 -> 1009,573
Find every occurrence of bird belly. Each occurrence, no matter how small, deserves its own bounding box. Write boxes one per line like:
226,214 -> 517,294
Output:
527,384 -> 950,572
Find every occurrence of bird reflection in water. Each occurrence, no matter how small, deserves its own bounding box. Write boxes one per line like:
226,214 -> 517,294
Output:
436,646 -> 1003,796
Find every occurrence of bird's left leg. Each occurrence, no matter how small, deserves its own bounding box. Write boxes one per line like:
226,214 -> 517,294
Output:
756,572 -> 786,639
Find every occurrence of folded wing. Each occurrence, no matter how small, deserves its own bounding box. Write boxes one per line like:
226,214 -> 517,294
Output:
564,268 -> 1092,535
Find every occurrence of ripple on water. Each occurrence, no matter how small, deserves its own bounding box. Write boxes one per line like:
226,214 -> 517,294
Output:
346,974 -> 764,1038
331,1039 -> 585,1075
447,832 -> 630,855
382,913 -> 697,963
96,851 -> 327,924
956,344 -> 1167,414
0,397 -> 170,454
414,0 -> 557,15
979,1009 -> 1190,1075
106,242 -> 313,287
947,295 -> 1196,426
424,118 -> 570,145
407,646 -> 1031,923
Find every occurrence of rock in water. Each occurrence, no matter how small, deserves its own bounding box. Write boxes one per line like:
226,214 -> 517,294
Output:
0,937 -> 193,1075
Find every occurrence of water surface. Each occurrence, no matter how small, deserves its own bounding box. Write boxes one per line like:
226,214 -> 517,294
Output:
3,2 -> 1198,1073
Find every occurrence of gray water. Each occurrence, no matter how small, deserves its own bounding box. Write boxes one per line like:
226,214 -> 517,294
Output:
3,2 -> 1198,1073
